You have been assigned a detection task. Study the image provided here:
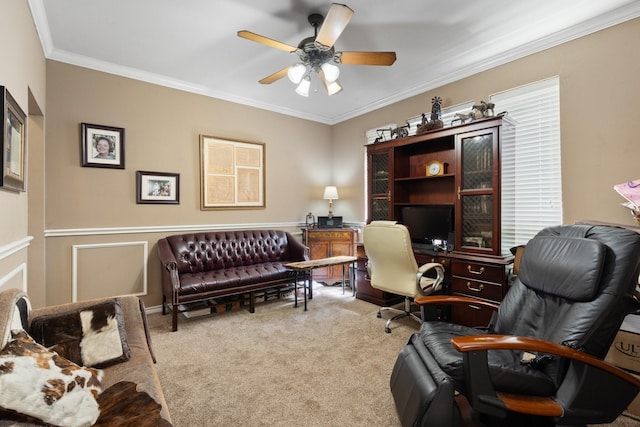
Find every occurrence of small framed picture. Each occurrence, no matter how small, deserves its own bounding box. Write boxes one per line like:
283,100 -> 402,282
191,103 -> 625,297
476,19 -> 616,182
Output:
136,171 -> 180,204
1,86 -> 27,192
81,122 -> 125,169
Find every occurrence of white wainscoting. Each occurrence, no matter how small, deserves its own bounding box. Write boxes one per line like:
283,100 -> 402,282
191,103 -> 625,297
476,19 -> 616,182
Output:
0,263 -> 27,293
45,222 -> 302,237
0,236 -> 33,261
72,241 -> 148,302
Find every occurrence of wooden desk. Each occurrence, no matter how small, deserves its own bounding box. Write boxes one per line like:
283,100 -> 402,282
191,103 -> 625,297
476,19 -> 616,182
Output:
285,256 -> 357,310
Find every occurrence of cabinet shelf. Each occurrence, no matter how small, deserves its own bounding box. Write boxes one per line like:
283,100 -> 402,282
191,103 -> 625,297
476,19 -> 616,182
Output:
395,173 -> 455,182
394,202 -> 454,207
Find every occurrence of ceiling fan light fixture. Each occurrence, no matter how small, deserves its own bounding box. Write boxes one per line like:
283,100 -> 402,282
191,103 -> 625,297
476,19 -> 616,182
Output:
326,80 -> 343,96
320,62 -> 340,83
287,63 -> 307,84
295,76 -> 311,97
239,4 -> 396,98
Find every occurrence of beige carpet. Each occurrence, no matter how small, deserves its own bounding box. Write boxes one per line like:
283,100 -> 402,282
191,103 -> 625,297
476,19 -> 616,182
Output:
147,285 -> 640,427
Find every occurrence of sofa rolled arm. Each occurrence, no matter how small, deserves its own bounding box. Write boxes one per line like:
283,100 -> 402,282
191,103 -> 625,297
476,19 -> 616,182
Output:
286,232 -> 310,261
157,239 -> 181,300
157,239 -> 178,266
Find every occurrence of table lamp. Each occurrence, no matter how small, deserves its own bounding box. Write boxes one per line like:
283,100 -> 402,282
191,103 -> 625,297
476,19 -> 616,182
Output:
323,186 -> 339,218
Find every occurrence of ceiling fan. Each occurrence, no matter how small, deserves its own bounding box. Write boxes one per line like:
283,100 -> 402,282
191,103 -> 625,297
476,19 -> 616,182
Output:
237,3 -> 397,97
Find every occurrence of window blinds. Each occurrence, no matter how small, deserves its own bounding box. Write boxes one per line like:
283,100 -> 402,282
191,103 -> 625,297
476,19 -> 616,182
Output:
491,76 -> 562,254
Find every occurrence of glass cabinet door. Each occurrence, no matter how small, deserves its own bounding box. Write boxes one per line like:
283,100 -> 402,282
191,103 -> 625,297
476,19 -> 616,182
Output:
456,128 -> 499,254
368,149 -> 392,221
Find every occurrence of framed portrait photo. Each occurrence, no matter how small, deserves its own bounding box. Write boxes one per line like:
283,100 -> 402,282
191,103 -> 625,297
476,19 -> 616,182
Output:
136,171 -> 180,204
1,86 -> 27,192
81,122 -> 125,169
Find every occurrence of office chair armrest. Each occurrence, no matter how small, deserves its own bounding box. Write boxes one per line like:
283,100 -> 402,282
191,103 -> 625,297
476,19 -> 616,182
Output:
451,334 -> 640,419
416,262 -> 445,295
414,294 -> 500,311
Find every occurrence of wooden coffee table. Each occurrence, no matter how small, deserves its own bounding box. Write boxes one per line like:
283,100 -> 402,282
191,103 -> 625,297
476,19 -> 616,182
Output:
285,256 -> 357,311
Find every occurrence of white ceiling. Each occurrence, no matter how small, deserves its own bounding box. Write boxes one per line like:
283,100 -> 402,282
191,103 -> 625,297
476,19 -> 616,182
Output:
29,0 -> 640,125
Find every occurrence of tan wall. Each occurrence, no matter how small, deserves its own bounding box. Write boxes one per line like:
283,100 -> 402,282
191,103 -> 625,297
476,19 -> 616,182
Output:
0,0 -> 46,307
44,62 -> 334,307
12,6 -> 640,309
333,17 -> 640,228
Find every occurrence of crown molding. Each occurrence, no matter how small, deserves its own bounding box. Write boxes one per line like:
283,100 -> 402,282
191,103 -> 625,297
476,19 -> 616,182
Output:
28,0 -> 640,125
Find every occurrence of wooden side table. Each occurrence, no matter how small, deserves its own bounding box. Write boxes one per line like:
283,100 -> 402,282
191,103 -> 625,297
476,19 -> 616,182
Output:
285,256 -> 357,311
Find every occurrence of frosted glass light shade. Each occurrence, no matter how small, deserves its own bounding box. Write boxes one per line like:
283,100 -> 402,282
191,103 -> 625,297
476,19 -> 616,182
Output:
323,186 -> 339,200
320,62 -> 340,83
295,77 -> 311,97
326,80 -> 343,96
287,63 -> 306,84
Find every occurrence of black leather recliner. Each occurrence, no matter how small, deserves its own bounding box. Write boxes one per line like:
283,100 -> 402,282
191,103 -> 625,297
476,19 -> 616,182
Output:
390,224 -> 640,426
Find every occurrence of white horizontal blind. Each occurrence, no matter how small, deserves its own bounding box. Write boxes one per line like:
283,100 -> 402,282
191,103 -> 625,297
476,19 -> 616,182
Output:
491,77 -> 562,253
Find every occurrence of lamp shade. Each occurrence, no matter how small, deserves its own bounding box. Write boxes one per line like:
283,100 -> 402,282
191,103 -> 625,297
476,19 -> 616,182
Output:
323,186 -> 339,200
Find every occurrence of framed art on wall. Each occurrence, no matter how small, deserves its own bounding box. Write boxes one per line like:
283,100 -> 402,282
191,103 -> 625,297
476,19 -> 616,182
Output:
81,122 -> 125,169
1,86 -> 27,192
136,171 -> 180,204
199,135 -> 265,210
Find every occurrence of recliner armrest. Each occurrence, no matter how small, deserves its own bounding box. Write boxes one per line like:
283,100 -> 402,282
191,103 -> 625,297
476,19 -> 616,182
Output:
451,334 -> 640,422
415,294 -> 500,311
451,334 -> 640,388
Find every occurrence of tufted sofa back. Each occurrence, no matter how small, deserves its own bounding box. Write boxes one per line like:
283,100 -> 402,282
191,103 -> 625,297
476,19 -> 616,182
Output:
164,230 -> 294,274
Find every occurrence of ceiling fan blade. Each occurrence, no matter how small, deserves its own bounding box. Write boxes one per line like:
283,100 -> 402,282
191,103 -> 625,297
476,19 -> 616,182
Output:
315,3 -> 354,49
259,66 -> 292,84
339,51 -> 397,66
237,30 -> 297,53
318,71 -> 343,96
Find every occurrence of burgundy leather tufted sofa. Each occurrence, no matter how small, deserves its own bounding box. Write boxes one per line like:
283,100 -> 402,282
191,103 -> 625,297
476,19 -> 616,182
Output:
157,229 -> 309,331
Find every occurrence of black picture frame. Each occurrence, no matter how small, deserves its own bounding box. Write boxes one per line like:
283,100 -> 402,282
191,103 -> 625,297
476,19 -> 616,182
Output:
136,171 -> 180,204
1,86 -> 27,192
81,122 -> 125,169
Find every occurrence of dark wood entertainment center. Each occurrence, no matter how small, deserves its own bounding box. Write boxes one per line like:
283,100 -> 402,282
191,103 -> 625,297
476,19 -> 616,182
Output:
358,115 -> 516,327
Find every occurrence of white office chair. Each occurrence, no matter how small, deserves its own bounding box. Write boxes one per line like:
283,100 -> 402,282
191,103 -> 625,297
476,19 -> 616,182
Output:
363,221 -> 445,333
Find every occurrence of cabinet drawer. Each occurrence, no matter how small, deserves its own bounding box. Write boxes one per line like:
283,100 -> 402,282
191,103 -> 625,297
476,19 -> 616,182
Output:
451,260 -> 504,283
450,298 -> 496,328
450,277 -> 502,301
415,254 -> 450,270
307,231 -> 353,240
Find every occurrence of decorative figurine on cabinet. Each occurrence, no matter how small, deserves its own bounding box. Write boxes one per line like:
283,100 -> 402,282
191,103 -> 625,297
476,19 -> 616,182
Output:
305,212 -> 315,228
451,100 -> 497,126
416,96 -> 445,135
392,122 -> 410,139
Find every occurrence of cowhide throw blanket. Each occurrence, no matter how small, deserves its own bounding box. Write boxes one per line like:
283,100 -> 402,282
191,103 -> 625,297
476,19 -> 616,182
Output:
94,381 -> 172,427
0,381 -> 171,426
